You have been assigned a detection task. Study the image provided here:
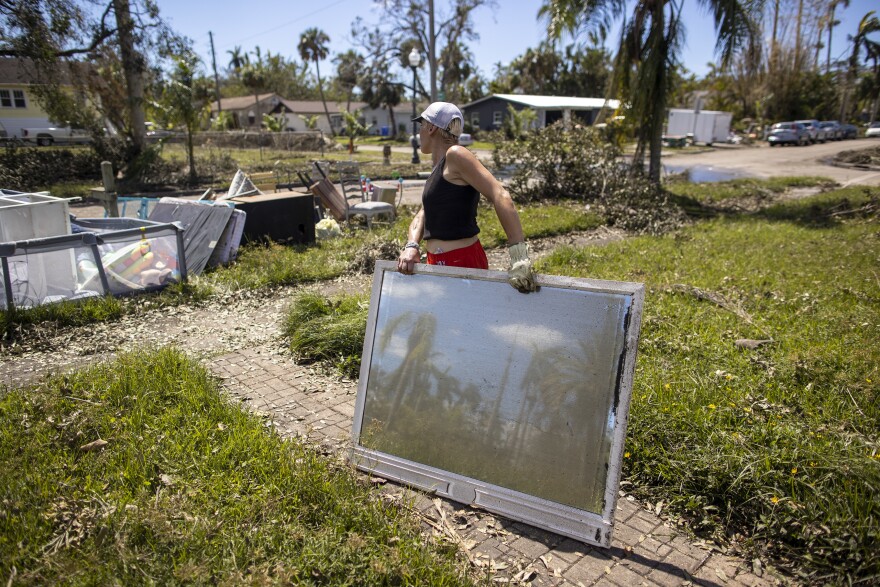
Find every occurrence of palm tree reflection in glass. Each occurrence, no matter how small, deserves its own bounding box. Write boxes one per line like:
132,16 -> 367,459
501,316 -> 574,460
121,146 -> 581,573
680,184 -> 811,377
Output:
359,272 -> 631,514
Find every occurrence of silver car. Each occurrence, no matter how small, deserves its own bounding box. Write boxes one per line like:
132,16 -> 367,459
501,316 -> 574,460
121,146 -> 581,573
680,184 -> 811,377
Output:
795,119 -> 826,143
768,122 -> 810,147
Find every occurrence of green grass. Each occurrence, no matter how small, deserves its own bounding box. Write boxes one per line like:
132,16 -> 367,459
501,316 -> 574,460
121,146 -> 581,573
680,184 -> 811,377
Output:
537,191 -> 879,583
283,293 -> 369,378
476,201 -> 604,248
0,348 -> 476,585
665,176 -> 836,204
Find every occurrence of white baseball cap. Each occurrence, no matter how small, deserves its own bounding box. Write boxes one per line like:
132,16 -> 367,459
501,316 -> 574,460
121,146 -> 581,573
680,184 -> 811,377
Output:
413,102 -> 463,137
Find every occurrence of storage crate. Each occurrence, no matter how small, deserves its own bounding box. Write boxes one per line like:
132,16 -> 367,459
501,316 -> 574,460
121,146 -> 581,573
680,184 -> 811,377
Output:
0,190 -> 71,241
0,217 -> 187,310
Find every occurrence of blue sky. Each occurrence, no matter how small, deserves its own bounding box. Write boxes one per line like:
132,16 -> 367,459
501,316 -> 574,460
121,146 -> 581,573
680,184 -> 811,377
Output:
154,0 -> 876,83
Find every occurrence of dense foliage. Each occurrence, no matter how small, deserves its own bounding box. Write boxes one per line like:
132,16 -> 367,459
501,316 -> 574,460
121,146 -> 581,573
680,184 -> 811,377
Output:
493,122 -> 688,234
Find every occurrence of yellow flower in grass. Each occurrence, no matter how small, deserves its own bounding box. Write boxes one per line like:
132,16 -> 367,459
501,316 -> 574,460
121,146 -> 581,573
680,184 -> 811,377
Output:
771,496 -> 779,504
708,404 -> 717,410
791,467 -> 798,475
624,452 -> 631,459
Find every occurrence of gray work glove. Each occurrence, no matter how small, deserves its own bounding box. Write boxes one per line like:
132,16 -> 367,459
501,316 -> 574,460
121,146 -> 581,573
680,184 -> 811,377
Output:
507,242 -> 538,293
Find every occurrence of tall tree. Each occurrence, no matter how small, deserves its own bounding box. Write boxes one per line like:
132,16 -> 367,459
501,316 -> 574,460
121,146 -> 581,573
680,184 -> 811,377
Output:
227,45 -> 246,77
363,0 -> 494,102
540,0 -> 758,183
240,63 -> 266,130
0,0 -> 186,171
839,11 -> 880,121
160,52 -> 210,184
824,0 -> 850,73
298,27 -> 334,135
334,49 -> 366,111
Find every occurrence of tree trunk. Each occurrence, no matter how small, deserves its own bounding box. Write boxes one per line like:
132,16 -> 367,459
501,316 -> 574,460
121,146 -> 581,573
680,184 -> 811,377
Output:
316,60 -> 334,136
187,128 -> 196,184
794,0 -> 804,69
770,0 -> 780,72
826,4 -> 836,74
388,105 -> 397,138
112,0 -> 146,155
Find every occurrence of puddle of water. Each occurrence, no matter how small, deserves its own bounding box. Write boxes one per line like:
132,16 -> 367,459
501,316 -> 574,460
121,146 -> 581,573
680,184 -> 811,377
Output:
663,164 -> 751,183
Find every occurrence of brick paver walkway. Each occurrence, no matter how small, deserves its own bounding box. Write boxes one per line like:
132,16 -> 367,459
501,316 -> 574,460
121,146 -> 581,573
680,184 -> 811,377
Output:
210,346 -> 778,587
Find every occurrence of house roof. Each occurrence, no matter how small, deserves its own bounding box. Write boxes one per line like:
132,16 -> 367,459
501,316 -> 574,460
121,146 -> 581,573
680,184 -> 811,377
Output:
211,93 -> 279,112
276,98 -> 369,114
462,93 -> 620,111
211,93 -> 376,115
0,57 -> 83,86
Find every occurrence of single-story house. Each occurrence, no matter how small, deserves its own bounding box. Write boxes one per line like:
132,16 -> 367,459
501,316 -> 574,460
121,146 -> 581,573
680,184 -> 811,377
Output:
210,93 -> 287,131
210,93 -> 428,137
0,58 -> 80,138
460,94 -> 621,132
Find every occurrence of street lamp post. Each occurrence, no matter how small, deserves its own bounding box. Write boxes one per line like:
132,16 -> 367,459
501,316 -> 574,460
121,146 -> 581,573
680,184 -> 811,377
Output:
408,47 -> 421,165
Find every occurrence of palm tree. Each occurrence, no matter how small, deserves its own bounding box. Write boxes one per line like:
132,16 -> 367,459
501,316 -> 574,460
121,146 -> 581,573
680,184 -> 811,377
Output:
539,0 -> 758,183
840,11 -> 880,121
333,49 -> 365,112
227,45 -> 245,78
825,0 -> 850,74
240,64 -> 266,130
298,27 -> 334,136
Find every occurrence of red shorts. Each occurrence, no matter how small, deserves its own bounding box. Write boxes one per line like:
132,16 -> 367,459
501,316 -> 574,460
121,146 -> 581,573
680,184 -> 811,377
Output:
426,239 -> 489,270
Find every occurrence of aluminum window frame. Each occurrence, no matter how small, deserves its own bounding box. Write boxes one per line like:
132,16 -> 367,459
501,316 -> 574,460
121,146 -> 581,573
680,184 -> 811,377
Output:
350,261 -> 644,547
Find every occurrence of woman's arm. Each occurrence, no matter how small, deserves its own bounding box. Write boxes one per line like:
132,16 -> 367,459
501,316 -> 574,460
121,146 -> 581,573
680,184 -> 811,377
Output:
446,146 -> 537,292
445,145 -> 523,243
397,208 -> 425,274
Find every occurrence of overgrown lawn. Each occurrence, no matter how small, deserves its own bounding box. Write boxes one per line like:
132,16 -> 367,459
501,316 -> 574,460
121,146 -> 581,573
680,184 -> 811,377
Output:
538,192 -> 879,583
0,348 -> 475,585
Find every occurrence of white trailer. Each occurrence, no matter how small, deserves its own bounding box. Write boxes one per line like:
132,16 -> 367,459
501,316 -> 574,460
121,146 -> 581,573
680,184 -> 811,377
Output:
666,109 -> 733,146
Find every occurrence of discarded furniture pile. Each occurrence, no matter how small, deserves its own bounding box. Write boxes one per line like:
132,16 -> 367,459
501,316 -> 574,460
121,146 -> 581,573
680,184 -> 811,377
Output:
1,161 -> 402,311
0,182 -> 253,310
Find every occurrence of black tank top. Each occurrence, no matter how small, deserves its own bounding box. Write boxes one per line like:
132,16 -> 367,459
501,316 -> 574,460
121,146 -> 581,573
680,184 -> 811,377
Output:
422,156 -> 480,240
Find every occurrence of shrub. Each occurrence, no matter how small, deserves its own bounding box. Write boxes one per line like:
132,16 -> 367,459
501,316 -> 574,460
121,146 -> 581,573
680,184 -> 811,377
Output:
0,145 -> 107,192
493,122 -> 688,234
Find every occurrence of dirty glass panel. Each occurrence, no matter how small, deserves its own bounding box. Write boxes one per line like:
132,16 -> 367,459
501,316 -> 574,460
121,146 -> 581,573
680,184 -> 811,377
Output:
359,270 -> 633,514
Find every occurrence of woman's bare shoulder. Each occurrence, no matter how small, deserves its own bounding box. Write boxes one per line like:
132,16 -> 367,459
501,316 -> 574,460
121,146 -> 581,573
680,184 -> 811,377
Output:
444,145 -> 482,173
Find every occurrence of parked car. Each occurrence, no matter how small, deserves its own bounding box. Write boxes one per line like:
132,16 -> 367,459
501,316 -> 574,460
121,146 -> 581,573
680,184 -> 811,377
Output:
819,121 -> 842,140
145,121 -> 174,140
768,122 -> 810,146
839,123 -> 858,139
866,122 -> 880,138
795,119 -> 826,143
20,126 -> 91,146
458,133 -> 474,146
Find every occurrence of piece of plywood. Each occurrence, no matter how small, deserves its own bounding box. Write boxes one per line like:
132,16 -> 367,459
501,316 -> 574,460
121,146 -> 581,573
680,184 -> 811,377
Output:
350,261 -> 644,547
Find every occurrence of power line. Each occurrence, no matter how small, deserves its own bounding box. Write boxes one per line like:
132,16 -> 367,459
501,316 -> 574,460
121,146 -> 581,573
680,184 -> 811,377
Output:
215,0 -> 353,52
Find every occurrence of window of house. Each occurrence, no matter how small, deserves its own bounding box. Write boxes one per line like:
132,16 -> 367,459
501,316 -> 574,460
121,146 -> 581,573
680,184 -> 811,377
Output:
0,90 -> 27,108
471,112 -> 480,127
493,110 -> 502,127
